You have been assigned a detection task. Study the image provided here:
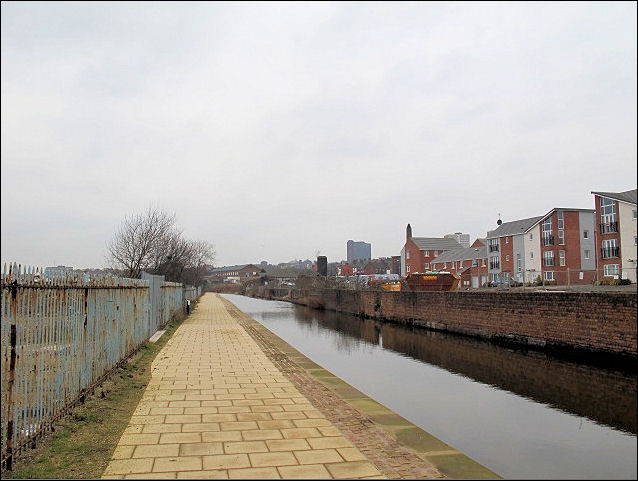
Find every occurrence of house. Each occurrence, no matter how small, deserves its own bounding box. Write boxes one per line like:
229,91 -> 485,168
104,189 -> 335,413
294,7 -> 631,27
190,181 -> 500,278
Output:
591,189 -> 637,282
338,264 -> 354,276
431,242 -> 489,288
400,224 -> 463,276
206,264 -> 261,283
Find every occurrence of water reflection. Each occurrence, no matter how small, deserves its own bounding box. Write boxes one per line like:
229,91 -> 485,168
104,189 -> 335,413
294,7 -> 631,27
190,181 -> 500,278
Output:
289,303 -> 637,434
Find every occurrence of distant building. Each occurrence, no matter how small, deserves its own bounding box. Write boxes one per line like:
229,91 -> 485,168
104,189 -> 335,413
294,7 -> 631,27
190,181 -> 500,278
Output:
401,224 -> 463,276
346,240 -> 371,263
444,233 -> 470,248
591,189 -> 637,282
431,242 -> 489,288
338,264 -> 354,276
44,265 -> 74,277
317,256 -> 328,277
390,256 -> 401,275
206,264 -> 261,283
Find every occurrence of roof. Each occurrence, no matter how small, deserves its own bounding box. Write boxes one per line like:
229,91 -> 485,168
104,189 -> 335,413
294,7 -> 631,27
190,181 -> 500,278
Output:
486,216 -> 544,238
264,268 -> 318,279
529,207 -> 594,229
591,189 -> 637,205
411,237 -> 463,251
431,245 -> 488,264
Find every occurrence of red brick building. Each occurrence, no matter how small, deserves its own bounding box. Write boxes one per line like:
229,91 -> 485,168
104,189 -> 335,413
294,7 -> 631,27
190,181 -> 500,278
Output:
591,189 -> 637,282
430,241 -> 489,288
400,224 -> 463,276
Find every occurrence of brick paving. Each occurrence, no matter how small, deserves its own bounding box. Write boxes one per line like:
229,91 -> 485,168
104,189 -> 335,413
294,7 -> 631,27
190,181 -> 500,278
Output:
102,294 -> 388,479
221,297 -> 444,480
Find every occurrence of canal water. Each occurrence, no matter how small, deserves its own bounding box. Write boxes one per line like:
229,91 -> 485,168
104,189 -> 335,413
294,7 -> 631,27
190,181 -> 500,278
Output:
221,294 -> 637,479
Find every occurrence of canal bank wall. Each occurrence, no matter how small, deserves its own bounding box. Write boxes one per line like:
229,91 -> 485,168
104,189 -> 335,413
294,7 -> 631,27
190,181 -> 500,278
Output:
248,287 -> 637,357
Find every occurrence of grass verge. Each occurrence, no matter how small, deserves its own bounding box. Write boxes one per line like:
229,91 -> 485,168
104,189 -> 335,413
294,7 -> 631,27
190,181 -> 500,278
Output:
1,304 -> 193,479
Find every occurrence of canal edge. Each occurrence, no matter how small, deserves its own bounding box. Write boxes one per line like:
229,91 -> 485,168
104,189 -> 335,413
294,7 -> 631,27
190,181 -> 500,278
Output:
219,295 -> 501,479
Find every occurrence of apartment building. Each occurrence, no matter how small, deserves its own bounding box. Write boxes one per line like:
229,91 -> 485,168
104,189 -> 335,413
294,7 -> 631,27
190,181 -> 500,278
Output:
591,189 -> 637,282
486,216 -> 543,284
400,224 -> 463,276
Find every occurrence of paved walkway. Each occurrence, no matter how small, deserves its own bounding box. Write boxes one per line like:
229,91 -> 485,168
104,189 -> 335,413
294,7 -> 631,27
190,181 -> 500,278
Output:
102,294 -> 385,479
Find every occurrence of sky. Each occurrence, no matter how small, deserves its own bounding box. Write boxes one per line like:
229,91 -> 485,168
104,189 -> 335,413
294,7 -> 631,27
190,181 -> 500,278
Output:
1,1 -> 637,269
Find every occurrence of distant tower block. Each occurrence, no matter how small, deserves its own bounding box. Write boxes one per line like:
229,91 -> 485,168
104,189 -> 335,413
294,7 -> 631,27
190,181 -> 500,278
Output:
317,256 -> 327,277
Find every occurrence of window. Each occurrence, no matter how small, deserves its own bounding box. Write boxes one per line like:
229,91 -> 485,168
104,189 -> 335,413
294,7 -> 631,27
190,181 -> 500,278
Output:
489,239 -> 499,252
558,229 -> 565,245
603,264 -> 619,276
424,251 -> 429,257
602,239 -> 618,258
530,252 -> 534,259
600,197 -> 617,233
543,251 -> 554,267
529,233 -> 533,240
424,263 -> 430,269
557,210 -> 564,229
635,237 -> 637,246
505,255 -> 510,261
505,237 -> 509,244
516,254 -> 522,272
544,271 -> 555,281
559,250 -> 566,267
583,230 -> 589,239
406,251 -> 410,260
443,263 -> 447,268
490,256 -> 500,269
633,209 -> 637,220
542,218 -> 553,245
584,249 -> 590,259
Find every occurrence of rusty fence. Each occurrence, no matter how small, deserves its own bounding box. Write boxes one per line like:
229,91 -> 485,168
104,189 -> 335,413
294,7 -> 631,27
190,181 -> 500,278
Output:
0,264 -> 184,470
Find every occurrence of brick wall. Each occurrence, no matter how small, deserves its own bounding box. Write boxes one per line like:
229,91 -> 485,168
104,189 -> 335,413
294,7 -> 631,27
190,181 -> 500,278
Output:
266,289 -> 637,356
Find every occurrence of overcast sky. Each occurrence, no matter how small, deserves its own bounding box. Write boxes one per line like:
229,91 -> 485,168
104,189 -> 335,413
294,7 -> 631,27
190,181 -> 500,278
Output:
1,1 -> 636,269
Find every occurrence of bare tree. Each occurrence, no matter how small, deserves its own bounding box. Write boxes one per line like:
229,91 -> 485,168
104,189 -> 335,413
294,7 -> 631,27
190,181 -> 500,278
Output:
106,207 -> 176,278
107,207 -> 215,285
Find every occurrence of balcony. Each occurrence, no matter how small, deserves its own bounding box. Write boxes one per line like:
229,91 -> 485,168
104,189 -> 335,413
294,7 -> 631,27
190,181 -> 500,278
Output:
601,247 -> 619,259
542,235 -> 554,246
600,222 -> 618,234
543,259 -> 555,267
489,261 -> 500,270
488,245 -> 499,253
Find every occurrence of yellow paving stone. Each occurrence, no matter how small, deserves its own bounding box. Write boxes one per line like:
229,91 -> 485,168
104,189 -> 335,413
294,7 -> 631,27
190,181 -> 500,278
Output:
202,431 -> 243,443
265,438 -> 311,452
112,445 -> 136,459
218,406 -> 252,414
293,418 -> 333,428
236,412 -> 272,422
125,472 -> 177,479
103,458 -> 155,475
305,410 -> 327,419
281,427 -> 322,439
227,467 -> 281,479
220,421 -> 258,431
308,437 -> 354,449
318,426 -> 342,437
153,456 -> 203,472
241,429 -> 283,441
165,414 -> 202,424
119,433 -> 160,445
202,453 -> 251,470
168,400 -> 201,408
133,443 -> 180,458
181,422 -> 221,432
159,432 -> 202,444
176,470 -> 228,479
249,451 -> 298,467
337,447 -> 368,462
202,400 -> 233,407
149,407 -> 185,415
184,407 -> 220,415
142,423 -> 183,434
223,440 -> 268,454
179,442 -> 224,456
251,405 -> 284,413
129,415 -> 166,425
202,413 -> 238,423
263,398 -> 295,405
277,463 -> 333,479
271,412 -> 307,420
258,419 -> 295,430
124,425 -> 144,434
325,461 -> 382,479
294,448 -> 344,465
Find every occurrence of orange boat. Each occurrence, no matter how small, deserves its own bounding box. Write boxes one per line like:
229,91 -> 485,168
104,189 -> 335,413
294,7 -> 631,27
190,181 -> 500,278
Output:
404,272 -> 460,292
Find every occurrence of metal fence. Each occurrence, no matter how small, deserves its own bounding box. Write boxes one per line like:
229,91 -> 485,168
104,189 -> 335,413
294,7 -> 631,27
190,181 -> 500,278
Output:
0,263 -> 184,470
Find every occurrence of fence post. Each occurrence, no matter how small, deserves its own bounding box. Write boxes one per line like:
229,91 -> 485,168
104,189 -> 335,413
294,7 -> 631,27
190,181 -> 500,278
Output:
5,282 -> 18,471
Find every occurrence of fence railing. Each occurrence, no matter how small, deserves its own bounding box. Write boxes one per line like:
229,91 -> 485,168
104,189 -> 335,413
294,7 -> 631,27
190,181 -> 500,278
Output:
0,263 -> 184,470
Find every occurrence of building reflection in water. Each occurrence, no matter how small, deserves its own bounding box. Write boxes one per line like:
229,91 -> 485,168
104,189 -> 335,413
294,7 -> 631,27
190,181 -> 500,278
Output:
287,304 -> 637,435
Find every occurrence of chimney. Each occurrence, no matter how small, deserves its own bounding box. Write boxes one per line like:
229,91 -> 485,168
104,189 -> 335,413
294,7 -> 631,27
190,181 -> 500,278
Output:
406,223 -> 412,241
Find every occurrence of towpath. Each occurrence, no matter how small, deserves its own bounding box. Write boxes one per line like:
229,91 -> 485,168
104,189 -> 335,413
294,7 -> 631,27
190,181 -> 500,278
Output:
101,293 -> 444,479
